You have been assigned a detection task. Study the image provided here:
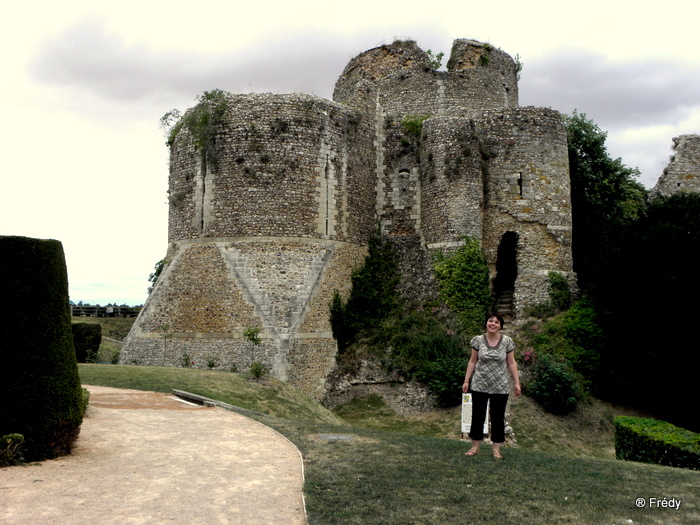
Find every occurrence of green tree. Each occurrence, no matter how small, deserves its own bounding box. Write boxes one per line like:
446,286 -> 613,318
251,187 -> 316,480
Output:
330,227 -> 401,353
564,111 -> 647,301
148,258 -> 166,293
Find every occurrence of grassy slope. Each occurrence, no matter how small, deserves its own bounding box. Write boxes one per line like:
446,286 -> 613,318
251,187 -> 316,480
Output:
78,363 -> 700,525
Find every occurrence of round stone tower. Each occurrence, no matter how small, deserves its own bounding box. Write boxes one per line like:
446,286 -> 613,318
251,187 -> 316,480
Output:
334,38 -> 518,117
122,92 -> 377,398
333,39 -> 574,315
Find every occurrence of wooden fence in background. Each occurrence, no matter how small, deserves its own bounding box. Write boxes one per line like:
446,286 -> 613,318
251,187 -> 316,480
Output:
70,305 -> 141,318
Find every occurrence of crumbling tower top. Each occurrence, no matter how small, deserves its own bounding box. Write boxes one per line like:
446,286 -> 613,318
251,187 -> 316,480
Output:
333,38 -> 519,117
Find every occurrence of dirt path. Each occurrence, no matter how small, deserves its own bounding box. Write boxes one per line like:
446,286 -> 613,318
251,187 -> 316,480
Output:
0,386 -> 306,524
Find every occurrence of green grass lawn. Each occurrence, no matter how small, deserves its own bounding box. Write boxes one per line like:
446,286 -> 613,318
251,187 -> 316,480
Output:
78,364 -> 699,524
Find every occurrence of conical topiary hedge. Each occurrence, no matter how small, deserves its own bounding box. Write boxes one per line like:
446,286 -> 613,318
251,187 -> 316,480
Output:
0,236 -> 84,461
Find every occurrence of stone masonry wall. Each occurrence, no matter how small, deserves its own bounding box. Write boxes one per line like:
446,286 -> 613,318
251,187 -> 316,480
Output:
123,92 -> 377,399
334,39 -> 518,120
420,117 -> 485,245
168,93 -> 376,245
124,37 -> 578,398
476,107 -> 575,315
652,134 -> 700,198
121,238 -> 368,398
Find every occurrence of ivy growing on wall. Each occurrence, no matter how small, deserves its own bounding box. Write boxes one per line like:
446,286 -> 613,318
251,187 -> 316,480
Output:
329,226 -> 401,354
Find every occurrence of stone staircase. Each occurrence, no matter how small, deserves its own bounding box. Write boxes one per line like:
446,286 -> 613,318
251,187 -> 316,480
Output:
495,289 -> 515,326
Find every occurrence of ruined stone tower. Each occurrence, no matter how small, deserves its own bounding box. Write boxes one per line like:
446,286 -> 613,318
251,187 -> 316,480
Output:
652,134 -> 700,198
121,38 -> 576,398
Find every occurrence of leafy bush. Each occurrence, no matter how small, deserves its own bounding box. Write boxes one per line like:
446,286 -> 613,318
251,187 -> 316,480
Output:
249,361 -> 270,380
80,388 -> 90,418
0,433 -> 25,467
523,355 -> 583,415
521,299 -> 603,390
72,322 -> 102,363
0,236 -> 84,461
614,416 -> 700,470
560,300 -> 604,383
548,271 -> 572,311
393,331 -> 468,407
432,236 -> 491,334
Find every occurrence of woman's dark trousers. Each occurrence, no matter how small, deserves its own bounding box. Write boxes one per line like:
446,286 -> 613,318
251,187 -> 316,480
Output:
468,390 -> 509,443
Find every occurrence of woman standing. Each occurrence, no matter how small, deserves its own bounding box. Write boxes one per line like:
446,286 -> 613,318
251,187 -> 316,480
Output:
462,313 -> 521,459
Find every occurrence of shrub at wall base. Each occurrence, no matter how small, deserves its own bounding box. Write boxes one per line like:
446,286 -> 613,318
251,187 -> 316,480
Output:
0,236 -> 84,462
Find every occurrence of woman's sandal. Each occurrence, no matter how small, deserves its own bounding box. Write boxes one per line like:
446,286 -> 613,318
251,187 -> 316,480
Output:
492,451 -> 503,459
465,448 -> 479,456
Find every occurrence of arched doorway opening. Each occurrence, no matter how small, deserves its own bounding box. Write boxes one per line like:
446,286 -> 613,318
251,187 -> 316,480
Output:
493,231 -> 518,319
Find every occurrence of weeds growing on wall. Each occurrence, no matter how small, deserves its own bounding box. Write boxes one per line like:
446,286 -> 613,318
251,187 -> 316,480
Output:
425,49 -> 444,70
161,89 -> 230,169
479,43 -> 493,66
400,115 -> 430,143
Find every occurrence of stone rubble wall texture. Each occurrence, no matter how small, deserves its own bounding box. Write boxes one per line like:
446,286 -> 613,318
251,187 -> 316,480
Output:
123,38 -> 576,399
651,134 -> 700,198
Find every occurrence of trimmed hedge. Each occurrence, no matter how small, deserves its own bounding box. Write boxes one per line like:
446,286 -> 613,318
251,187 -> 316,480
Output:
0,236 -> 84,462
72,322 -> 102,363
614,416 -> 700,470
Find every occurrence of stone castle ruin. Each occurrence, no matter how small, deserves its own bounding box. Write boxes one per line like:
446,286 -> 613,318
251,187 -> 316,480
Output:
121,39 -> 576,399
652,134 -> 700,198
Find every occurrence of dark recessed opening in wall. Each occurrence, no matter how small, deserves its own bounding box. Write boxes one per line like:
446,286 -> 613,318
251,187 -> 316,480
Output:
493,231 -> 518,316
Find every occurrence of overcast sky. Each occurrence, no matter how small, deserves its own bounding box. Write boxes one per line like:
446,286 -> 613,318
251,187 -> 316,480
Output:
2,0 -> 698,306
